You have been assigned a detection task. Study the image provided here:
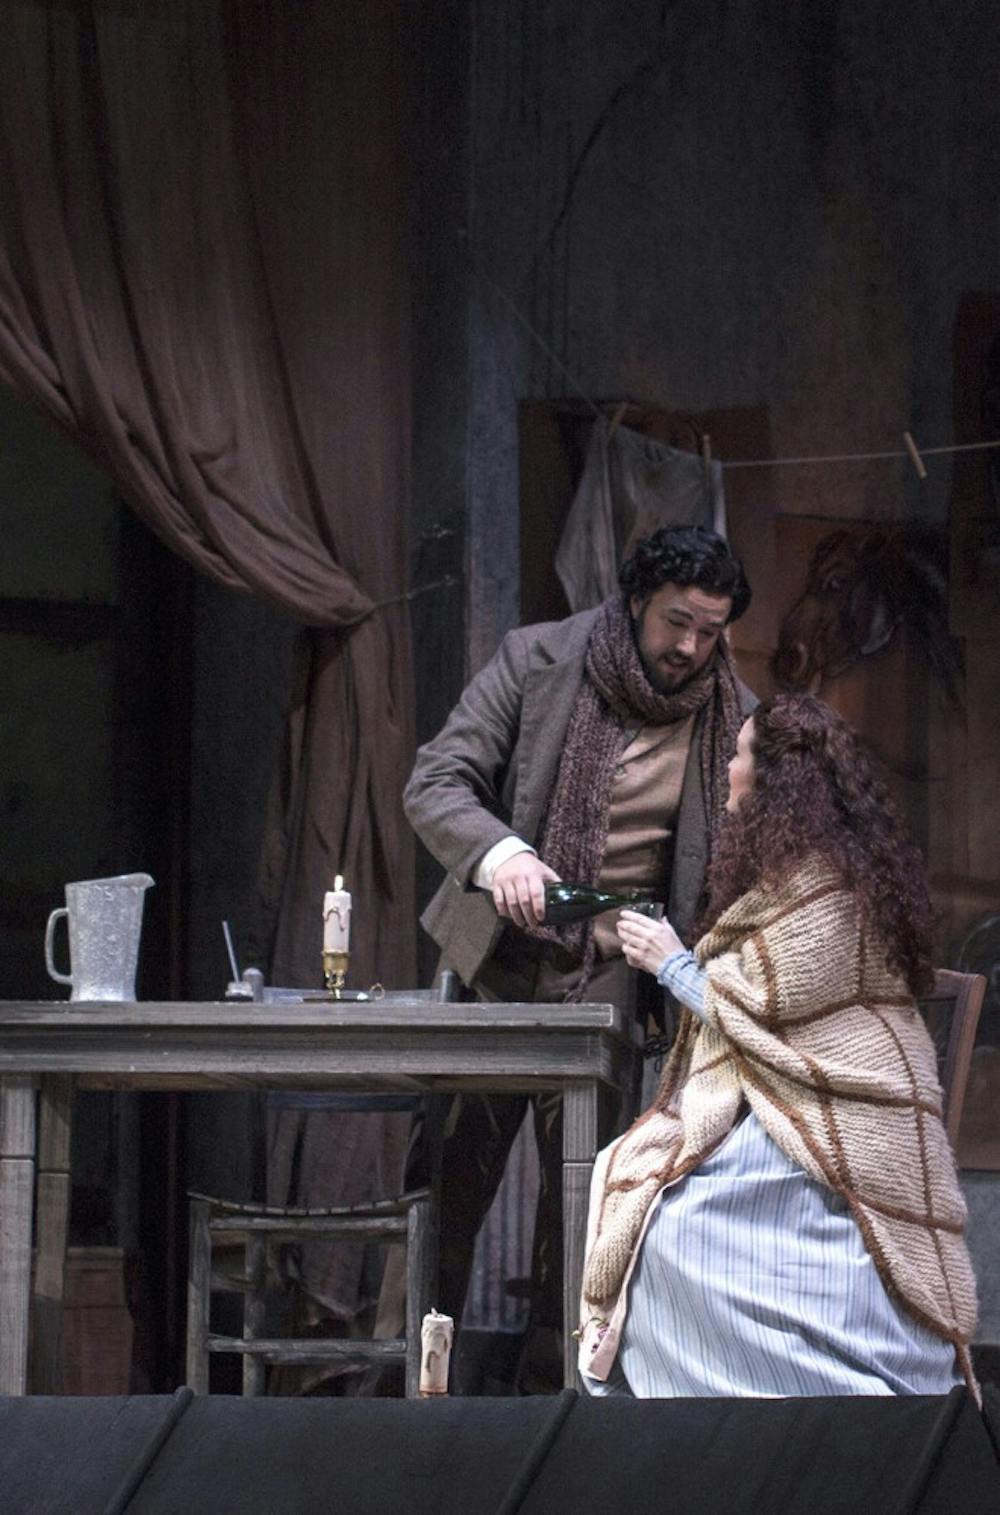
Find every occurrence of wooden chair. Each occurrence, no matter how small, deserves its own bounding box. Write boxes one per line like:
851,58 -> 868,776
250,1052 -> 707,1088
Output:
185,971 -> 457,1398
186,1185 -> 434,1398
918,969 -> 986,1150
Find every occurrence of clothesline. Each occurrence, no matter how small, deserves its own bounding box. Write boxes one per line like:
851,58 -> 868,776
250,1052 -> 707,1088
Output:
719,438 -> 1000,470
470,249 -> 1000,476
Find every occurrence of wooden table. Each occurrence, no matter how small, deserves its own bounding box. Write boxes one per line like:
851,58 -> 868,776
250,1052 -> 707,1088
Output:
0,999 -> 638,1395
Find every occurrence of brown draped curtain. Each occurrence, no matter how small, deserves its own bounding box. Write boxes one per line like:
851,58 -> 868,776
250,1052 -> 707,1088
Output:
0,1 -> 416,1320
0,0 -> 415,986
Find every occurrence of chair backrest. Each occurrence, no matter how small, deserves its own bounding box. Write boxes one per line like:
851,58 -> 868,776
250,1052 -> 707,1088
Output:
917,969 -> 986,1150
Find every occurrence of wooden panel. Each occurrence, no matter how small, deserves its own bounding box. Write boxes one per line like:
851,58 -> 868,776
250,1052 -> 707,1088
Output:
405,1197 -> 433,1399
562,1081 -> 599,1163
31,1074 -> 74,1394
0,1072 -> 35,1149
0,1075 -> 37,1395
242,1235 -> 266,1396
56,1247 -> 133,1396
210,1216 -> 409,1238
0,1000 -> 622,1027
0,1003 -> 631,1092
185,1197 -> 212,1395
948,293 -> 1000,642
958,1046 -> 1000,1171
965,652 -> 1000,882
205,1337 -> 407,1364
561,1160 -> 593,1389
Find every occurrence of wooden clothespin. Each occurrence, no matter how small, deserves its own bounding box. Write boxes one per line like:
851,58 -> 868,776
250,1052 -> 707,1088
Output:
606,401 -> 630,440
701,433 -> 713,494
902,431 -> 928,480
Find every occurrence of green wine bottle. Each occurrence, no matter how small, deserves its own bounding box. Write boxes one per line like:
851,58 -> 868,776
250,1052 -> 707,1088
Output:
543,882 -> 664,926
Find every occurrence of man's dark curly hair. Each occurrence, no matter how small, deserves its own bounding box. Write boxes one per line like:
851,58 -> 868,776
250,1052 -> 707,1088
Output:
618,525 -> 751,622
698,693 -> 935,995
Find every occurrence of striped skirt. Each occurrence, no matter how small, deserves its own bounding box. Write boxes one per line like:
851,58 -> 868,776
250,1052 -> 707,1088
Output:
584,1110 -> 961,1398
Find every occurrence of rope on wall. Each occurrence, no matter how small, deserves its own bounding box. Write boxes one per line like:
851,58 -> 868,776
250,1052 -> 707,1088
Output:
468,244 -> 1000,477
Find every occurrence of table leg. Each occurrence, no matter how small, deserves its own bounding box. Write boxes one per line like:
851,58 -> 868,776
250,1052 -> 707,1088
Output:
186,1196 -> 212,1394
562,1079 -> 598,1389
32,1074 -> 75,1394
0,1073 -> 38,1395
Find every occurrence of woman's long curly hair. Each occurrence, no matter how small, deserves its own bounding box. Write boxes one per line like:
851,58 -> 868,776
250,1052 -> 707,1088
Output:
698,693 -> 935,995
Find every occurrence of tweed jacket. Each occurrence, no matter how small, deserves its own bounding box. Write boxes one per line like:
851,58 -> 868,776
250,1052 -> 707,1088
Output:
578,859 -> 978,1386
404,608 -> 757,985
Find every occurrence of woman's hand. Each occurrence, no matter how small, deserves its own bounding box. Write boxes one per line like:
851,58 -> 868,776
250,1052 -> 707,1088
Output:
617,909 -> 684,976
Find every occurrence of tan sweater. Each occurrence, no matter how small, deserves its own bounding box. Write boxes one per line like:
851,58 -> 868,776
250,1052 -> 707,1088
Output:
581,859 -> 977,1382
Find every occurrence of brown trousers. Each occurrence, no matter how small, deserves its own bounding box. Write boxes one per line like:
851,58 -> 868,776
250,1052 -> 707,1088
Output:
433,935 -> 636,1334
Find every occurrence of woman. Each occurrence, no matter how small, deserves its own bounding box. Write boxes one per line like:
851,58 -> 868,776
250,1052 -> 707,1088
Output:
579,693 -> 977,1398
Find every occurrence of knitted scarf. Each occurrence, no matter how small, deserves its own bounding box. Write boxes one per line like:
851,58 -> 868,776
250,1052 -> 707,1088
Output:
530,593 -> 743,990
581,859 -> 978,1380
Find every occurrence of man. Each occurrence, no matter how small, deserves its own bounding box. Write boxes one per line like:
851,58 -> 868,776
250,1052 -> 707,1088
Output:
404,525 -> 755,1382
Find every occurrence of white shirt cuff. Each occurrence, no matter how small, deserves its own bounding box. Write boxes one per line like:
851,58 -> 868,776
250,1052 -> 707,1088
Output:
474,837 -> 537,890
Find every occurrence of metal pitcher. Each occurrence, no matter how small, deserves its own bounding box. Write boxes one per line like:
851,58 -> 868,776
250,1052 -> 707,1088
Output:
44,873 -> 154,1001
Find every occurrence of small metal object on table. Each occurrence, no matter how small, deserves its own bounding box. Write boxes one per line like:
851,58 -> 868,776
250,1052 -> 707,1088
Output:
0,998 -> 638,1395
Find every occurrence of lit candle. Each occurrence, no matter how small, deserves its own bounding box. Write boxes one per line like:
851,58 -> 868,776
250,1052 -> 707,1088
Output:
323,874 -> 351,954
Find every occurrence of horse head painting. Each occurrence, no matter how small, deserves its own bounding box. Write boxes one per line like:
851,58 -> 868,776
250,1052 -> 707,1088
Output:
771,522 -> 963,703
770,521 -> 963,786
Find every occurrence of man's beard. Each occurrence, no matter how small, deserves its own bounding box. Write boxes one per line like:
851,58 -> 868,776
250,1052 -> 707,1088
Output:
640,649 -> 698,694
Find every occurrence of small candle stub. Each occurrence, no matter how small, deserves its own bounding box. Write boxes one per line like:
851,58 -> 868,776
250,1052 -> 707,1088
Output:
323,874 -> 351,953
419,1309 -> 454,1397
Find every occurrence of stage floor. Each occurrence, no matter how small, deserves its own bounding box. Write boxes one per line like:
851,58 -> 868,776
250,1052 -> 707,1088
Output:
1,1385 -> 998,1514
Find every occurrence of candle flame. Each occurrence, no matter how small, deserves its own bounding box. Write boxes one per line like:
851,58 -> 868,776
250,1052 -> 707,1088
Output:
334,874 -> 344,891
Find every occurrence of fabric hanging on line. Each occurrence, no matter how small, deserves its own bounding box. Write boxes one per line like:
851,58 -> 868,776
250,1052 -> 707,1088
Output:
555,421 -> 727,613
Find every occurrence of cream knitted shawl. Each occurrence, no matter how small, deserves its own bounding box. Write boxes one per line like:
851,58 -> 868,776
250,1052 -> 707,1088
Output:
582,858 -> 977,1366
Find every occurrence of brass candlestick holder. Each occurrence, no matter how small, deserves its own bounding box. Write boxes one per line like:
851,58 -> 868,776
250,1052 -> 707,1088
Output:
322,948 -> 349,998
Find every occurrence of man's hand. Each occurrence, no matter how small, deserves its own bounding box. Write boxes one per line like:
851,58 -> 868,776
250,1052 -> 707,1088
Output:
617,909 -> 684,976
492,854 -> 561,929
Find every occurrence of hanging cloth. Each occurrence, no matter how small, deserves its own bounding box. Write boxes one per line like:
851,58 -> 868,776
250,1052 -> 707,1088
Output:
556,421 -> 727,613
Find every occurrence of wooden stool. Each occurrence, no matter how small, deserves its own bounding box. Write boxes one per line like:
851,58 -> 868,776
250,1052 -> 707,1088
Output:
185,1187 -> 435,1397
